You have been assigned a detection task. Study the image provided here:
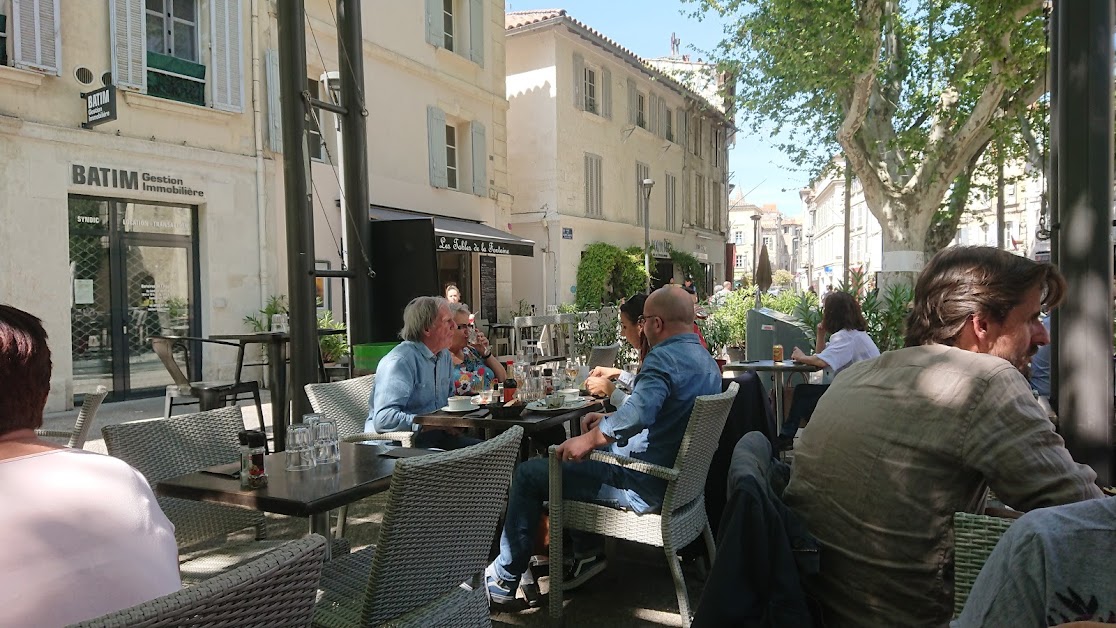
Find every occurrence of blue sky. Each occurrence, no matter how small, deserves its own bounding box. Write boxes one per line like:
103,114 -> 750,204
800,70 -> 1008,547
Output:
506,0 -> 807,215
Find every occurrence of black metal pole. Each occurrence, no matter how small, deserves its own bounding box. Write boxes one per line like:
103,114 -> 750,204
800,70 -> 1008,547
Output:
1052,0 -> 1114,486
277,0 -> 317,428
336,0 -> 373,345
1048,2 -> 1060,413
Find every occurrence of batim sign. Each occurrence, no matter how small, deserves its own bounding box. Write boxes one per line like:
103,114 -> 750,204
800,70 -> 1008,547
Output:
82,85 -> 117,129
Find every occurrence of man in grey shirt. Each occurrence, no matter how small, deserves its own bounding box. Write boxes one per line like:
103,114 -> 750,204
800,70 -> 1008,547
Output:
784,247 -> 1102,627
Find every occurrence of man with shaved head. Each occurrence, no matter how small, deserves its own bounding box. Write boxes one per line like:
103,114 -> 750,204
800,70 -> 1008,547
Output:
486,286 -> 722,605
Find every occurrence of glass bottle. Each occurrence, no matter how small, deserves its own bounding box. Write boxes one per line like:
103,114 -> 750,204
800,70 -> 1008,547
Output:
238,429 -> 268,489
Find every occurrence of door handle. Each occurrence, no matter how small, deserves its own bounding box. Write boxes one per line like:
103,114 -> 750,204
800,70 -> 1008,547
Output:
123,325 -> 128,335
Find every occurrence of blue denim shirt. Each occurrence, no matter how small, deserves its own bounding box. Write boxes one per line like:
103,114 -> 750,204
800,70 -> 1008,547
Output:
366,340 -> 453,433
598,332 -> 722,505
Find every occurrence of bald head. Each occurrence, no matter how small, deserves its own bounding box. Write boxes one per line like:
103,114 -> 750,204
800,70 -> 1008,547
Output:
643,286 -> 698,346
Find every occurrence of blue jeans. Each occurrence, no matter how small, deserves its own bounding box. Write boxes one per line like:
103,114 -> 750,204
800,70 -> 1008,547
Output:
492,456 -> 664,581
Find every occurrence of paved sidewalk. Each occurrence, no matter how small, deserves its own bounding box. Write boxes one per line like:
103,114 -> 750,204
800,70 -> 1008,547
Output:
43,394 -> 705,626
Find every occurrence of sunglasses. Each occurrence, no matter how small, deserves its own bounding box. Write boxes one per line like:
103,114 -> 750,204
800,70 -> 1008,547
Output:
456,323 -> 475,330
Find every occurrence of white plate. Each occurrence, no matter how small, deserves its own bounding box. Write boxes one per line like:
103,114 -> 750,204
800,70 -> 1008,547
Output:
526,398 -> 593,413
441,403 -> 480,413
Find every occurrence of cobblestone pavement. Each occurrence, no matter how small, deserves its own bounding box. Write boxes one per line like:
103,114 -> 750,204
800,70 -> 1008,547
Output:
43,394 -> 707,627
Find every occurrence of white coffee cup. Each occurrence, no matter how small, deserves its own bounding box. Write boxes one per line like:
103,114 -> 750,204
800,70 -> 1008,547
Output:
559,388 -> 580,403
447,395 -> 474,411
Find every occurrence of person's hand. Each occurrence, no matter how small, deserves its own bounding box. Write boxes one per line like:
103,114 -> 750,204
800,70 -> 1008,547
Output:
791,347 -> 807,362
816,322 -> 827,337
580,411 -> 605,433
584,377 -> 615,398
471,330 -> 491,356
589,366 -> 622,380
555,432 -> 597,462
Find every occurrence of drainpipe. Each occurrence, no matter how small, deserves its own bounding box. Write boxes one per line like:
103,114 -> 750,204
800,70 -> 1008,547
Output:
250,0 -> 269,308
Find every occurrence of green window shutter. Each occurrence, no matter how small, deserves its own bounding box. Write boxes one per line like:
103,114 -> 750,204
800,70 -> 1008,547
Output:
265,48 -> 282,152
12,0 -> 61,75
427,105 -> 448,188
468,0 -> 483,66
626,77 -> 637,125
601,66 -> 612,119
425,0 -> 443,48
471,121 -> 487,196
211,0 -> 244,112
109,0 -> 145,91
572,52 -> 584,111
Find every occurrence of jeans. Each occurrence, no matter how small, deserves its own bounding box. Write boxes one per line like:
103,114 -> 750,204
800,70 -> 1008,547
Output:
413,428 -> 482,450
779,384 -> 829,440
492,456 -> 664,581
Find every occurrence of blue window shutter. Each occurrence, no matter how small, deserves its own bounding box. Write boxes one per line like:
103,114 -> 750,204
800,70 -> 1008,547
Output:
425,0 -> 443,48
109,0 -> 146,90
265,48 -> 282,152
471,121 -> 487,196
601,66 -> 612,119
427,105 -> 448,188
468,0 -> 483,66
571,52 -> 584,111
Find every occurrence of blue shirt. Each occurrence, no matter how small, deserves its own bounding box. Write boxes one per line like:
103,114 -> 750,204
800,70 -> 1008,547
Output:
598,332 -> 722,505
367,340 -> 453,433
1030,316 -> 1051,397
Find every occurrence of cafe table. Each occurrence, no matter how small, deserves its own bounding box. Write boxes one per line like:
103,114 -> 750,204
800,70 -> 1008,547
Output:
414,399 -> 603,461
723,360 -> 820,436
210,328 -> 346,452
155,441 -> 415,559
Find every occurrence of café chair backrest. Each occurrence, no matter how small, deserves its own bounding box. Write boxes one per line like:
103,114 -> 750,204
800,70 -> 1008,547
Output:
36,385 -> 108,449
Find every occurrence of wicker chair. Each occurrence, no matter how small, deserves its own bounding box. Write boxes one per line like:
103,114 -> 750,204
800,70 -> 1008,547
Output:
548,383 -> 739,627
68,534 -> 329,628
36,385 -> 107,449
952,511 -> 1015,618
305,375 -> 414,539
314,425 -> 524,628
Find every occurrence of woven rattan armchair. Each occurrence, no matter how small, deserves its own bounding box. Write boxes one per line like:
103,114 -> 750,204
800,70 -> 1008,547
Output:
587,343 -> 620,369
68,534 -> 329,628
548,383 -> 739,627
36,385 -> 107,449
952,511 -> 1016,618
314,425 -> 523,628
305,375 -> 413,447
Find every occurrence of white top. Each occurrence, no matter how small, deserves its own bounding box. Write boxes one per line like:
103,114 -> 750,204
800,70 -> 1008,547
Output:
816,329 -> 880,383
0,448 -> 181,627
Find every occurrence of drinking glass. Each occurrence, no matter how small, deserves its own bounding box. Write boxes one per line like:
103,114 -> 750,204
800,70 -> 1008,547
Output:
625,362 -> 640,377
313,419 -> 340,465
303,412 -> 322,433
285,424 -> 316,471
564,360 -> 580,386
271,313 -> 289,333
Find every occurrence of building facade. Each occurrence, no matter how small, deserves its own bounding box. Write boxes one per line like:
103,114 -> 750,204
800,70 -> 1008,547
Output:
726,199 -> 801,287
0,0 -> 521,410
504,10 -> 731,309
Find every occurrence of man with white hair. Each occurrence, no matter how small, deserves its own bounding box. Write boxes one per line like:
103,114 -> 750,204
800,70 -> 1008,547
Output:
367,295 -> 478,449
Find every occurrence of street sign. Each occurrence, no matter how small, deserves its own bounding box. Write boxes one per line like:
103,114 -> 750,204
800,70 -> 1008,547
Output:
82,85 -> 117,129
562,227 -> 573,239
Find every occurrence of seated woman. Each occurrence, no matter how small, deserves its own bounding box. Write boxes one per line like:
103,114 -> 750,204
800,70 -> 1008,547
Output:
585,294 -> 649,408
781,291 -> 880,442
449,303 -> 507,396
0,305 -> 181,626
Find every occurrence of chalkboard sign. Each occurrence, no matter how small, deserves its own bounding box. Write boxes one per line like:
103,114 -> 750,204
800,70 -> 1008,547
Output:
479,255 -> 497,322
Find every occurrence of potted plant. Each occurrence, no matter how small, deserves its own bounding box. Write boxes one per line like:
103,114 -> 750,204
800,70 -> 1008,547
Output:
698,314 -> 732,370
317,310 -> 349,364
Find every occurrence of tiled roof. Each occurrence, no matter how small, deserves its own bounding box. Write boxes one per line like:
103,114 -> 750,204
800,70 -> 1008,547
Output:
505,8 -> 729,121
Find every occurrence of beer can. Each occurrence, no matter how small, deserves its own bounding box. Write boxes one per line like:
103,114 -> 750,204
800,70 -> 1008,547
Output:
772,344 -> 784,362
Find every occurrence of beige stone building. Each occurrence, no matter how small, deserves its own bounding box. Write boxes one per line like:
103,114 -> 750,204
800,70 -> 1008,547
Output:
0,0 -> 520,410
504,9 -> 732,309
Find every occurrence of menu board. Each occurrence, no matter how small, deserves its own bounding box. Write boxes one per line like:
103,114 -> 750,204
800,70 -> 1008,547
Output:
479,255 -> 497,322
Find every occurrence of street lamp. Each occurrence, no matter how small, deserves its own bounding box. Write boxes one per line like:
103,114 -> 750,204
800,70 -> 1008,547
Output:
641,178 -> 655,292
750,210 -> 762,279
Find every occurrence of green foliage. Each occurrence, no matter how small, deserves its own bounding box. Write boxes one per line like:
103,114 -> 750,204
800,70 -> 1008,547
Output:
574,243 -> 648,309
764,289 -> 804,316
316,310 -> 349,363
684,0 -> 1049,254
243,295 -> 288,332
668,248 -> 708,298
166,297 -> 188,322
512,299 -> 534,318
791,267 -> 912,351
705,289 -> 754,348
772,268 -> 794,287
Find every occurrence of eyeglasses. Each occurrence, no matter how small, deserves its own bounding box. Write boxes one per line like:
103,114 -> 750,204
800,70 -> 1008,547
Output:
637,314 -> 662,326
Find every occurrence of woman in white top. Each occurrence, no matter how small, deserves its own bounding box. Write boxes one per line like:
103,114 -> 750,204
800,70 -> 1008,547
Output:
0,305 -> 181,627
780,291 -> 880,444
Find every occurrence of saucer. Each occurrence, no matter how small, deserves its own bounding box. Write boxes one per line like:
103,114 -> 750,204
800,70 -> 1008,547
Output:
441,403 -> 480,413
526,398 -> 593,413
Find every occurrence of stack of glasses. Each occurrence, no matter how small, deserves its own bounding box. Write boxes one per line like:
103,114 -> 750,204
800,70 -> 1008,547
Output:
286,412 -> 340,471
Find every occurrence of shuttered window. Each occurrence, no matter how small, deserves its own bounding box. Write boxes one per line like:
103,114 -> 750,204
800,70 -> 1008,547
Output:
210,0 -> 243,111
585,153 -> 603,217
426,0 -> 483,67
695,173 -> 706,228
635,162 -> 649,226
665,173 -> 677,232
446,123 -> 458,189
12,0 -> 61,75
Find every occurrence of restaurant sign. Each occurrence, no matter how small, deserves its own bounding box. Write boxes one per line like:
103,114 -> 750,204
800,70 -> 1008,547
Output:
437,235 -> 533,257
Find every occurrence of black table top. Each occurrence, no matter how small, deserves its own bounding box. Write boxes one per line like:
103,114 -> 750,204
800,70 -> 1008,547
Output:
724,359 -> 820,373
414,400 -> 602,432
155,442 -> 404,518
210,328 -> 346,342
